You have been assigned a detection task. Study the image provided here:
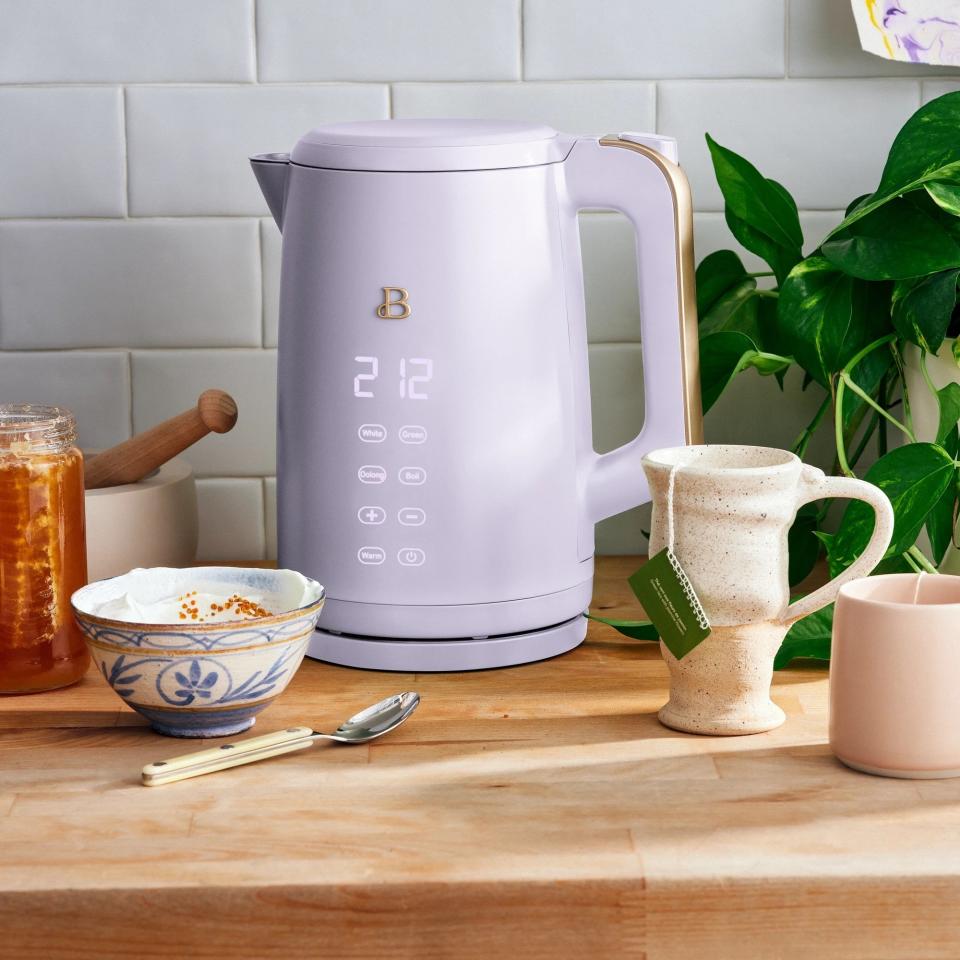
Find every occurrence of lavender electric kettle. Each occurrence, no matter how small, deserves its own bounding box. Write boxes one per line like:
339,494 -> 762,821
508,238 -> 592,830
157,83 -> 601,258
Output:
252,119 -> 700,671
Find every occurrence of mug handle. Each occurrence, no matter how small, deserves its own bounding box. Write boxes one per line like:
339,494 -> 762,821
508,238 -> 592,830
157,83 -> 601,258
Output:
778,465 -> 894,625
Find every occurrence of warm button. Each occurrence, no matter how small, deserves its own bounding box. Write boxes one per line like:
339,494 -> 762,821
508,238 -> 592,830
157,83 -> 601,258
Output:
357,546 -> 386,565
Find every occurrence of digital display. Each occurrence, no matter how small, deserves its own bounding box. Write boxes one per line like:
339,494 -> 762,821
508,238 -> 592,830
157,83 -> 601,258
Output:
354,356 -> 433,400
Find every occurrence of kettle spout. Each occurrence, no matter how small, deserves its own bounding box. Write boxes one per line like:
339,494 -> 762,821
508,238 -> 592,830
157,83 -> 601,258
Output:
250,153 -> 290,230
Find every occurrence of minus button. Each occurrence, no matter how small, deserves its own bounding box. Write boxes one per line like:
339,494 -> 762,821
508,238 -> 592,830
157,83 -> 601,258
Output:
398,507 -> 426,526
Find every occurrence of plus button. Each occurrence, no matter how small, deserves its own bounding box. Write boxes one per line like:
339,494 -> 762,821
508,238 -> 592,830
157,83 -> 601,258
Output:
357,505 -> 386,526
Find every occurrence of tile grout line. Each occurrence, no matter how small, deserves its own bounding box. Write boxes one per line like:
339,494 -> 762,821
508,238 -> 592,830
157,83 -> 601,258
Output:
519,0 -> 525,81
251,0 -> 259,83
262,476 -> 271,561
125,351 -> 134,439
119,86 -> 130,217
784,0 -> 790,79
257,220 -> 266,347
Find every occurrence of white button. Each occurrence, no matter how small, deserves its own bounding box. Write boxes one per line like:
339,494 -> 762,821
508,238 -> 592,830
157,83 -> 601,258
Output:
398,547 -> 425,566
358,465 -> 386,484
358,546 -> 385,565
399,466 -> 426,485
398,507 -> 425,526
358,423 -> 387,443
358,506 -> 386,525
399,425 -> 427,444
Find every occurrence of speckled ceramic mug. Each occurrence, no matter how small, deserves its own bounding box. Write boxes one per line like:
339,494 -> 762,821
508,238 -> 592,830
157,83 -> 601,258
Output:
642,445 -> 893,736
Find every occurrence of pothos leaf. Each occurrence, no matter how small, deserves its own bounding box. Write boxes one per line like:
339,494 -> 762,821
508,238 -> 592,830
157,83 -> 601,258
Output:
936,382 -> 960,444
705,134 -> 803,284
787,503 -> 821,587
777,256 -> 887,387
699,280 -> 761,339
926,180 -> 960,217
822,193 -> 960,281
774,605 -> 833,670
926,477 -> 957,567
586,613 -> 659,641
696,249 -> 751,317
826,91 -> 960,236
706,134 -> 803,251
699,331 -> 792,413
891,268 -> 960,353
830,443 -> 955,576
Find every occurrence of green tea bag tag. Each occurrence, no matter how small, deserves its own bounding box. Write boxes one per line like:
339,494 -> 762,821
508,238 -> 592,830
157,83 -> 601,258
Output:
628,462 -> 710,661
628,548 -> 710,660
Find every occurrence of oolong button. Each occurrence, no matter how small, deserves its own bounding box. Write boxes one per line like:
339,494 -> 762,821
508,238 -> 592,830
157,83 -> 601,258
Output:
358,465 -> 386,484
357,546 -> 386,565
399,425 -> 427,445
358,423 -> 387,443
399,466 -> 426,485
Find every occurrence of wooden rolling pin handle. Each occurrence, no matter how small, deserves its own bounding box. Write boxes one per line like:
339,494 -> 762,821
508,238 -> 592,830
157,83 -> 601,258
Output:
84,389 -> 238,490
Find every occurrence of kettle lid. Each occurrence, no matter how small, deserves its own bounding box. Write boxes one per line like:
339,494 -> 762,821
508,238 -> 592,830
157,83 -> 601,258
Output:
290,118 -> 574,172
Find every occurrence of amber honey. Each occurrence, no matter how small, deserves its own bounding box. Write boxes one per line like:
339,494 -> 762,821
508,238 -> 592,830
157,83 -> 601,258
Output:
0,406 -> 88,693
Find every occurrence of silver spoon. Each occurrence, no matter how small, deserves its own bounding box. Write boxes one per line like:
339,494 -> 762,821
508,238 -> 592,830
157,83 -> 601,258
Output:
141,691 -> 420,786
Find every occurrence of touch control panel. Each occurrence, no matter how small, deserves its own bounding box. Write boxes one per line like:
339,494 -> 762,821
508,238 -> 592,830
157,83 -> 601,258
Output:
351,353 -> 431,570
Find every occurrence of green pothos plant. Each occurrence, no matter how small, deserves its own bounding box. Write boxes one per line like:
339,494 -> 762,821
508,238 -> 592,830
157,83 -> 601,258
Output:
599,90 -> 960,668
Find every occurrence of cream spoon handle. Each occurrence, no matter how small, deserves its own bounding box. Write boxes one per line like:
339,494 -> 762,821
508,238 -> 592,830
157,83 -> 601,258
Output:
141,725 -> 317,786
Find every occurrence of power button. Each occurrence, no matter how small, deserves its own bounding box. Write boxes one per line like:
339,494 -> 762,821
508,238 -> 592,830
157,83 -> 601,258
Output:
398,548 -> 425,567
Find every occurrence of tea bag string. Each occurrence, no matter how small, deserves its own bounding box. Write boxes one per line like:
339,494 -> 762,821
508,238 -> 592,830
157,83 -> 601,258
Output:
911,570 -> 925,605
666,462 -> 680,553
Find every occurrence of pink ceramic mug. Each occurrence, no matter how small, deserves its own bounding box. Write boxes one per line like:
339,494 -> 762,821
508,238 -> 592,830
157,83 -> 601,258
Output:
831,573 -> 960,779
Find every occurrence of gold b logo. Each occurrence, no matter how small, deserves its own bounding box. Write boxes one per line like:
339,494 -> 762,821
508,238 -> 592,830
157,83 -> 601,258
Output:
377,287 -> 411,319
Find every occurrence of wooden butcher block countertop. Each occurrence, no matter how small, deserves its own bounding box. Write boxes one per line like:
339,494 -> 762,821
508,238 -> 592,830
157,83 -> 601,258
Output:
2,556 -> 960,960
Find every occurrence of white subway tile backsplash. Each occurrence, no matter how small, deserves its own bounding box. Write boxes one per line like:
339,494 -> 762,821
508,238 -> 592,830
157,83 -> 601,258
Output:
706,367 -> 835,470
264,477 -> 278,562
923,80 -> 960,102
580,214 -> 640,343
588,343 -> 644,455
0,220 -> 260,350
196,479 -> 266,562
257,0 -> 520,82
524,0 -> 785,80
588,343 -> 646,554
261,220 -> 282,349
659,80 -> 919,211
392,82 -> 655,136
0,0 -> 254,83
0,351 -> 130,450
126,85 -> 389,216
0,0 -> 928,560
0,88 -> 124,218
132,350 -> 277,477
788,0 -> 955,78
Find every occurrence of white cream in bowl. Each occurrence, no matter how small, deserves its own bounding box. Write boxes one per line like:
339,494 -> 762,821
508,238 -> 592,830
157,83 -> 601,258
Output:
73,566 -> 324,626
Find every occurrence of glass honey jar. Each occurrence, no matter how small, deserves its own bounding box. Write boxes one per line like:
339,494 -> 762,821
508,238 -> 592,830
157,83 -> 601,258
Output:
0,405 -> 89,693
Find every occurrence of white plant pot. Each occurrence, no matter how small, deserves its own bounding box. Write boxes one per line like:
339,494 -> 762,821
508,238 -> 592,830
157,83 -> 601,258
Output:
903,342 -> 960,574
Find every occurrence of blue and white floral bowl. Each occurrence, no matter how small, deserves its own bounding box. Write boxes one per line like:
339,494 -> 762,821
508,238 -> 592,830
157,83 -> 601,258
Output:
72,567 -> 325,737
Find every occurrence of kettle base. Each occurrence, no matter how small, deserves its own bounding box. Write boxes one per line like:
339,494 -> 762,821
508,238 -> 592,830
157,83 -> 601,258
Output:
307,614 -> 587,672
